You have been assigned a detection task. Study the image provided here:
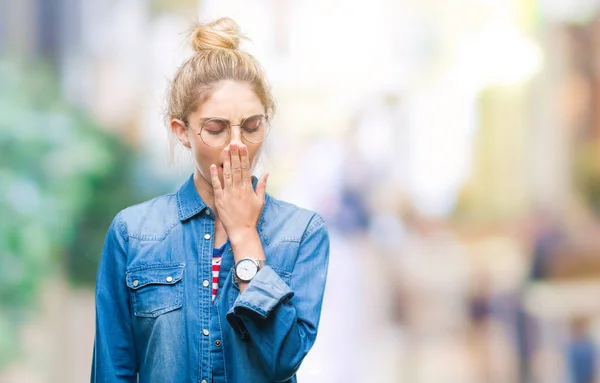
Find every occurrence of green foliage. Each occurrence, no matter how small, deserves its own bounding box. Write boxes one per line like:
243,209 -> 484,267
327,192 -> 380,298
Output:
0,59 -> 142,367
574,142 -> 600,215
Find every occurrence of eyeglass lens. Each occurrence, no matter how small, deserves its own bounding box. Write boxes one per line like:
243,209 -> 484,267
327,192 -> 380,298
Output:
200,115 -> 266,147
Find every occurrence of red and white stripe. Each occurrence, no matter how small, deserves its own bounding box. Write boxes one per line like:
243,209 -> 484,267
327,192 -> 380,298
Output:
212,256 -> 222,302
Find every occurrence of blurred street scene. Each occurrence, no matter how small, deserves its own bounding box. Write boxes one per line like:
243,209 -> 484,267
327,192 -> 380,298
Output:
2,0 -> 600,382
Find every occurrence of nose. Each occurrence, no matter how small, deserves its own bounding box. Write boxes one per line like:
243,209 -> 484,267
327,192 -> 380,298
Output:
228,125 -> 243,145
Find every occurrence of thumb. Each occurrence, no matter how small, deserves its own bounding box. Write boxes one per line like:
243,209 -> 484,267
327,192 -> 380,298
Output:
256,173 -> 269,200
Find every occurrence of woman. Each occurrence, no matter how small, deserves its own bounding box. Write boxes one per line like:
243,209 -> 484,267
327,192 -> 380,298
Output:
91,17 -> 330,383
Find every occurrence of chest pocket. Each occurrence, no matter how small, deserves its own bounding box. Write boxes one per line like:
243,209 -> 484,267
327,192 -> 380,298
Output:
126,263 -> 185,318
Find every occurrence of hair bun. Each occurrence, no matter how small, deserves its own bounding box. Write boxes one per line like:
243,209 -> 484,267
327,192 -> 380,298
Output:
191,17 -> 244,51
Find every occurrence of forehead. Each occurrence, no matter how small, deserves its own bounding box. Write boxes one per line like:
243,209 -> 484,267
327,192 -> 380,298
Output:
195,80 -> 263,118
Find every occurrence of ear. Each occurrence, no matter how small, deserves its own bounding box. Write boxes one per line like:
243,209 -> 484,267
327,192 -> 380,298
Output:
170,119 -> 191,149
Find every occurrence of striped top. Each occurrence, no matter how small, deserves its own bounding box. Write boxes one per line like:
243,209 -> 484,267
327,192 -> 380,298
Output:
212,244 -> 226,302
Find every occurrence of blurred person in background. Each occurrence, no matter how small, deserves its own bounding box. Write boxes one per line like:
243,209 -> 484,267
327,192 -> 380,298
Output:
91,17 -> 330,383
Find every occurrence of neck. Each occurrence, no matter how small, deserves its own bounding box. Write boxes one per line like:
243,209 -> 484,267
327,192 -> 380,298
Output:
193,169 -> 227,246
193,169 -> 216,213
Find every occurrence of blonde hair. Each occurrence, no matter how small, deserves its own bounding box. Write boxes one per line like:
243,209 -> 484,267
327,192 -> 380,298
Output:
166,17 -> 275,153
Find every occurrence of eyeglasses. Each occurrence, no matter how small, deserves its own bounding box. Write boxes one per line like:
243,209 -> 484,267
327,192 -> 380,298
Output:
185,114 -> 269,148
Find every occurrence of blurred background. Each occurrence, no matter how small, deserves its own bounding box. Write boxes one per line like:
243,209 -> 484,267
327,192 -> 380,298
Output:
2,0 -> 600,382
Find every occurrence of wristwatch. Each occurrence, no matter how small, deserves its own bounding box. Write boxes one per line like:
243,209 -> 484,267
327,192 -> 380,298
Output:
234,258 -> 267,283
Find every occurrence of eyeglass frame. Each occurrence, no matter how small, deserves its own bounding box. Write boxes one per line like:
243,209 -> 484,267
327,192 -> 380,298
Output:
181,114 -> 270,148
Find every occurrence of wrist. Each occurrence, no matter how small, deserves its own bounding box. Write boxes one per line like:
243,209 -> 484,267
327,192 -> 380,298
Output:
230,228 -> 265,262
229,228 -> 259,250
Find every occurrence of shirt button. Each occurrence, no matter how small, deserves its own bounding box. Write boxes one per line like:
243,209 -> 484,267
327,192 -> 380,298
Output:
204,234 -> 211,240
201,380 -> 208,383
166,276 -> 173,282
203,329 -> 209,336
215,340 -> 221,347
133,280 -> 139,287
203,280 -> 210,287
205,210 -> 210,215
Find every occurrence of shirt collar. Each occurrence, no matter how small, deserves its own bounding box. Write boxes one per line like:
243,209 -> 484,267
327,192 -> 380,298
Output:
176,174 -> 207,221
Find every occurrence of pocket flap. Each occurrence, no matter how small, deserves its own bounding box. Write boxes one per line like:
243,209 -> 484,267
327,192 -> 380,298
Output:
126,264 -> 185,290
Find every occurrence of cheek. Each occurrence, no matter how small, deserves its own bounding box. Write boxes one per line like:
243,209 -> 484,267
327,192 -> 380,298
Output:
191,140 -> 221,167
248,148 -> 261,167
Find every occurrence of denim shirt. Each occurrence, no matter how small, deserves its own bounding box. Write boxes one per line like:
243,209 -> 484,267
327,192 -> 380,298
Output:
91,175 -> 330,383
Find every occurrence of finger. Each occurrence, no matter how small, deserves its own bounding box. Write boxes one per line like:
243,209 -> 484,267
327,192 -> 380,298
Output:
230,143 -> 243,187
222,147 -> 233,188
209,164 -> 223,197
239,144 -> 252,187
256,173 -> 269,200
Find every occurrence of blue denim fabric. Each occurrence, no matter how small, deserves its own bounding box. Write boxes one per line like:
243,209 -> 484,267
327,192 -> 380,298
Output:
91,175 -> 330,383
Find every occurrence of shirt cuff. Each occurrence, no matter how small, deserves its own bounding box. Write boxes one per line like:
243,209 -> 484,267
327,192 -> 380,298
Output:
227,265 -> 294,320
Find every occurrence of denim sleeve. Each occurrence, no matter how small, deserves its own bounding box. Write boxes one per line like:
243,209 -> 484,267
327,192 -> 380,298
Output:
226,214 -> 330,382
91,214 -> 138,382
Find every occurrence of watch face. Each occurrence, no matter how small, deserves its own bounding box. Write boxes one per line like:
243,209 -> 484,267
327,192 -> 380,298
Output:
236,259 -> 258,281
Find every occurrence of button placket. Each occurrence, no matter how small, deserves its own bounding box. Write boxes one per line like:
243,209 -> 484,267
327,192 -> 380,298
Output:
200,221 -> 215,383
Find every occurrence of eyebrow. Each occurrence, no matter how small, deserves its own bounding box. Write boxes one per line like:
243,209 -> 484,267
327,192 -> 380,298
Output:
194,114 -> 263,124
